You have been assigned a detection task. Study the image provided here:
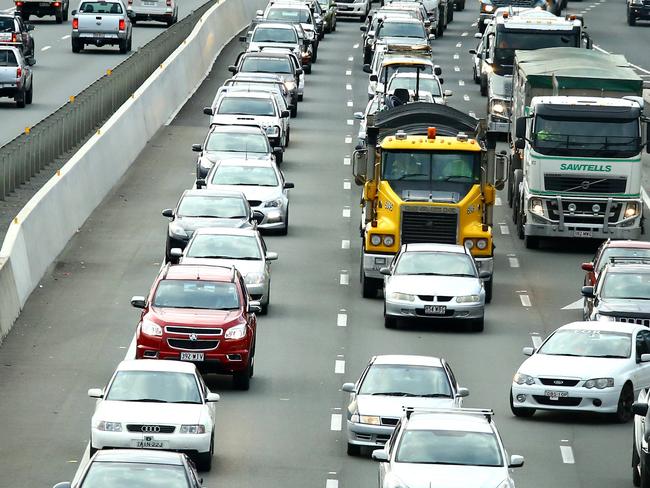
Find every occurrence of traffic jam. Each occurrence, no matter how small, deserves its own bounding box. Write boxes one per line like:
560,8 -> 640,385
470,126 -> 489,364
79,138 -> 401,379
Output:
2,0 -> 650,485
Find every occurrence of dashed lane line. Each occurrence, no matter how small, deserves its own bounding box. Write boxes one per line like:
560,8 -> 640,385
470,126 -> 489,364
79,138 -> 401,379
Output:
560,443 -> 575,464
339,271 -> 349,285
330,414 -> 343,431
337,310 -> 348,326
342,207 -> 351,218
343,180 -> 351,190
335,359 -> 346,374
343,156 -> 351,166
519,294 -> 532,307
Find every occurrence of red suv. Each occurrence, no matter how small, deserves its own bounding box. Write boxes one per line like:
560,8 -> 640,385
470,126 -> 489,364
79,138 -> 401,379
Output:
581,239 -> 650,286
131,264 -> 260,390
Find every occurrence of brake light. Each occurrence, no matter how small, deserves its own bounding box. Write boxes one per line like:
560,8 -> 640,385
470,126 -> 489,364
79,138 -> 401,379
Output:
16,67 -> 21,78
11,33 -> 17,43
119,18 -> 125,30
128,0 -> 133,5
53,1 -> 60,5
14,1 -> 23,5
72,18 -> 78,29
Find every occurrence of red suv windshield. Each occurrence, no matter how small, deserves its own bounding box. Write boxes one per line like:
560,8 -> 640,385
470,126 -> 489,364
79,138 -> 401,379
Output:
153,280 -> 240,310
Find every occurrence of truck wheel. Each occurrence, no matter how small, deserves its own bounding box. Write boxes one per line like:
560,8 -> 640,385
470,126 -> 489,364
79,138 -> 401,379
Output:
363,48 -> 372,65
63,7 -> 69,21
71,39 -> 81,53
360,253 -> 380,299
628,12 -> 636,26
480,74 -> 487,96
55,10 -> 63,23
25,81 -> 33,105
16,89 -> 26,108
524,234 -> 538,249
347,443 -> 361,456
456,0 -> 465,10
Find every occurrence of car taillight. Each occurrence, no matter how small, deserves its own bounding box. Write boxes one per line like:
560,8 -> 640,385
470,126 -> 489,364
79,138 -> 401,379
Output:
53,1 -> 60,5
14,1 -> 23,5
128,0 -> 132,4
119,18 -> 125,30
11,33 -> 17,43
166,0 -> 171,5
72,18 -> 78,29
16,67 -> 21,78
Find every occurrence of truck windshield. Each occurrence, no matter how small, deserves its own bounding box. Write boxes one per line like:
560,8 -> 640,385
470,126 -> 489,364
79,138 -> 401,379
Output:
494,30 -> 579,66
533,115 -> 640,158
382,150 -> 480,184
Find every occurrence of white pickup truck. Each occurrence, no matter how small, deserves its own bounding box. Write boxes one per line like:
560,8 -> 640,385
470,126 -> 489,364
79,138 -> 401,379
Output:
0,46 -> 33,108
71,0 -> 133,53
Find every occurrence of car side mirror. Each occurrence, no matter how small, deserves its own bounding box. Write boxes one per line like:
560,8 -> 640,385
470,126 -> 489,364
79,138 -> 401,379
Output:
169,248 -> 183,264
71,9 -> 77,15
509,455 -> 525,468
273,146 -> 283,155
514,117 -> 526,139
127,10 -> 135,18
522,346 -> 535,356
203,107 -> 214,116
252,210 -> 265,224
468,49 -> 477,55
206,392 -> 220,402
434,65 -> 442,76
479,270 -> 491,279
514,138 -> 526,150
131,296 -> 146,309
371,449 -> 389,462
363,64 -> 372,74
192,144 -> 203,152
281,109 -> 290,118
295,68 -> 303,76
360,25 -> 367,31
266,251 -> 278,261
26,23 -> 34,31
196,179 -> 206,189
239,35 -> 247,42
53,483 -> 72,488
162,208 -> 174,218
341,382 -> 356,393
428,33 -> 435,40
354,111 -> 364,120
581,262 -> 594,272
443,89 -> 453,97
283,182 -> 295,189
248,300 -> 262,314
369,74 -> 378,82
228,65 -> 237,74
256,9 -> 263,16
581,286 -> 594,298
379,267 -> 391,276
642,354 -> 650,363
88,388 -> 103,399
456,387 -> 470,397
474,32 -> 482,38
633,402 -> 649,416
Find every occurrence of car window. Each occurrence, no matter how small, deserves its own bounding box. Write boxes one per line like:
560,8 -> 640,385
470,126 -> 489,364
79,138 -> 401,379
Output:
210,165 -> 279,187
81,462 -> 191,488
358,364 -> 452,397
241,57 -> 293,74
177,195 -> 247,219
394,251 -> 477,277
153,280 -> 241,310
80,1 -> 123,13
539,329 -> 632,358
106,371 -> 202,404
0,49 -> 18,66
637,330 -> 650,362
388,76 -> 441,96
596,248 -> 650,272
252,26 -> 298,44
206,132 -> 269,153
186,234 -> 262,260
217,97 -> 276,116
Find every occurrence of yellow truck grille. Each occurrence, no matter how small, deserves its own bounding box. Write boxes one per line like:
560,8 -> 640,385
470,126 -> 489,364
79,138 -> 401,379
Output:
401,207 -> 458,245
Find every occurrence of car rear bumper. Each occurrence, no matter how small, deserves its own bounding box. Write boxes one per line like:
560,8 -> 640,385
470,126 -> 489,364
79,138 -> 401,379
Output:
511,383 -> 622,413
385,299 -> 484,320
72,31 -> 129,44
15,3 -> 62,14
336,3 -> 366,17
0,84 -> 21,98
136,346 -> 253,373
128,5 -> 175,20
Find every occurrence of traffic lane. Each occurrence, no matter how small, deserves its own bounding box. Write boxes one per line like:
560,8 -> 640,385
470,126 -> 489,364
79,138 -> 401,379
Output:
0,29 -> 246,488
0,0 -> 211,145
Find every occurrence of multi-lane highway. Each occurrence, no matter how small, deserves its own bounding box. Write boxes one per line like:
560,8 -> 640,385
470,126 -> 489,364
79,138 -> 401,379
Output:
0,2 -> 650,488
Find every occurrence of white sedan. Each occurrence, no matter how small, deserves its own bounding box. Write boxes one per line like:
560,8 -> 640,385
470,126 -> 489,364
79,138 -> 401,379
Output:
510,321 -> 650,422
89,360 -> 220,470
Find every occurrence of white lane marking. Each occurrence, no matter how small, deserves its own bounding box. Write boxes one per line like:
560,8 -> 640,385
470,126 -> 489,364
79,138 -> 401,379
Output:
342,207 -> 351,218
347,100 -> 353,107
560,445 -> 575,464
343,156 -> 351,166
461,31 -> 468,37
337,311 -> 348,327
519,294 -> 532,307
454,66 -> 460,72
41,45 -> 52,51
531,333 -> 542,349
509,257 -> 520,268
353,43 -> 359,49
340,271 -> 349,285
345,136 -> 352,144
326,480 -> 339,488
463,94 -> 470,101
346,70 -> 352,76
456,42 -> 462,48
453,53 -> 459,60
347,119 -> 353,125
469,111 -> 476,118
341,240 -> 350,250
61,34 -> 71,39
346,84 -> 352,90
471,22 -> 477,27
499,223 -> 509,235
330,414 -> 343,431
495,197 -> 502,206
335,360 -> 346,374
348,56 -> 354,62
594,44 -> 650,74
343,180 -> 351,190
562,298 -> 584,310
458,80 -> 465,86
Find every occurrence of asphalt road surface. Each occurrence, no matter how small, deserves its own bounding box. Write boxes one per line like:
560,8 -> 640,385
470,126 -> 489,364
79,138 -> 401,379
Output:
1,3 -> 650,488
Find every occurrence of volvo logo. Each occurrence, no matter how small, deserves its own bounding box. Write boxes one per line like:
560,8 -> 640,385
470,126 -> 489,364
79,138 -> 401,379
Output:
553,380 -> 564,385
141,425 -> 161,433
189,333 -> 198,341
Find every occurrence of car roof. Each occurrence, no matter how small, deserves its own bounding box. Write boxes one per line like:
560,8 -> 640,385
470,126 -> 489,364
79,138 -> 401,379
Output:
116,359 -> 197,373
382,55 -> 433,66
192,227 -> 259,238
559,320 -> 640,334
407,412 -> 493,433
603,263 -> 650,274
164,264 -> 235,282
208,124 -> 266,134
268,3 -> 311,11
403,243 -> 468,254
181,189 -> 247,199
380,17 -> 424,23
92,449 -> 185,465
604,240 -> 650,250
242,51 -> 293,59
373,355 -> 443,367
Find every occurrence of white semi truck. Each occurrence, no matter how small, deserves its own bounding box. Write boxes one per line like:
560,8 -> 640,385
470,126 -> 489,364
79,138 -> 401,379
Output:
509,47 -> 648,248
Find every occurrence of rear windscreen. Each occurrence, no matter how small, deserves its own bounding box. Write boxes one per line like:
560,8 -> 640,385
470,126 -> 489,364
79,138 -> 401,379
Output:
0,18 -> 14,33
0,50 -> 18,66
79,1 -> 123,13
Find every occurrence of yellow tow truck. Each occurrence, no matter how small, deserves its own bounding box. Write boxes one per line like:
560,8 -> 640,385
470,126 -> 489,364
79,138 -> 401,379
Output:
353,103 -> 506,301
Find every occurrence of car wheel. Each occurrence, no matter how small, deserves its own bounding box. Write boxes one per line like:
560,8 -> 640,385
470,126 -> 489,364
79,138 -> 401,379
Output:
332,17 -> 336,31
480,74 -> 487,96
304,63 -> 312,74
16,89 -> 26,108
119,39 -> 128,54
470,316 -> 484,332
63,7 -> 69,21
510,389 -> 535,417
290,104 -> 297,118
25,80 -> 33,105
484,277 -> 492,304
196,433 -> 214,471
312,46 -> 318,63
347,443 -> 361,456
457,0 -> 465,10
275,150 -> 283,164
473,65 -> 479,84
615,383 -> 635,423
297,93 -> 303,101
278,207 -> 288,236
285,126 -> 290,147
641,455 -> 650,488
261,289 -> 269,315
384,303 -> 397,328
71,39 -> 81,53
633,436 -> 642,487
363,48 -> 372,65
127,37 -> 132,52
55,10 -> 63,23
628,11 -> 636,25
233,360 -> 252,390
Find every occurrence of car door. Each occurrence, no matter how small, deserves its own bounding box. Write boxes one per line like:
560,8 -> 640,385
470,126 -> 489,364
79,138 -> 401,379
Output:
633,329 -> 650,393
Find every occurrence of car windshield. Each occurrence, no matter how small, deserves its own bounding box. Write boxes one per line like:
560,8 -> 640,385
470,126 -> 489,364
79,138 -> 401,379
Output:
205,132 -> 269,153
217,97 -> 275,116
186,235 -> 262,260
0,49 -> 17,66
388,77 -> 441,96
251,26 -> 298,44
105,371 -> 202,404
597,248 -> 650,272
266,8 -> 312,23
210,165 -> 278,187
396,430 -> 503,467
601,272 -> 650,300
395,251 -> 477,277
81,462 -> 190,488
538,329 -> 632,358
176,195 -> 247,218
378,21 -> 426,38
358,364 -> 452,397
79,1 -> 123,13
240,57 -> 293,74
153,280 -> 240,310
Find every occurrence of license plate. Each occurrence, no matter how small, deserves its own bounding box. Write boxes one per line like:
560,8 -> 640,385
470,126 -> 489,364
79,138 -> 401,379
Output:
337,5 -> 349,9
544,390 -> 568,400
132,440 -> 166,449
143,1 -> 156,5
574,230 -> 592,238
94,33 -> 105,38
181,352 -> 204,361
424,305 -> 446,315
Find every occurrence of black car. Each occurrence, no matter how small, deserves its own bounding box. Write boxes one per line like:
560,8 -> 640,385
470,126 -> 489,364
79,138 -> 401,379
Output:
163,189 -> 260,261
628,0 -> 650,25
0,13 -> 35,64
52,449 -> 204,488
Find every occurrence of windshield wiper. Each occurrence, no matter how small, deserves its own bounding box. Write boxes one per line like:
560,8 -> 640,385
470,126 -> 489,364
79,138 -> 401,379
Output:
127,398 -> 169,403
586,354 -> 627,359
438,176 -> 473,182
371,391 -> 417,396
174,400 -> 202,404
446,273 -> 475,277
420,393 -> 452,398
395,173 -> 428,180
410,272 -> 444,276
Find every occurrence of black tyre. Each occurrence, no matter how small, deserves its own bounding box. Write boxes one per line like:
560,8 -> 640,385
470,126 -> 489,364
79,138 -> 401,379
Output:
615,383 -> 635,423
361,255 -> 380,298
524,234 -> 539,250
628,12 -> 636,26
196,433 -> 213,471
510,390 -> 535,417
312,46 -> 318,63
436,10 -> 444,37
384,304 -> 397,328
448,5 -> 454,22
16,89 -> 26,108
55,10 -> 63,23
127,37 -> 132,52
470,316 -> 484,332
332,17 -> 336,31
633,437 -> 641,487
233,360 -> 252,390
278,207 -> 288,236
285,126 -> 290,147
480,74 -> 487,96
25,81 -> 33,105
473,65 -> 479,84
297,93 -> 303,101
275,150 -> 283,164
641,460 -> 650,488
63,7 -> 69,21
304,63 -> 312,74
484,277 -> 492,304
290,104 -> 297,118
119,39 -> 128,54
347,443 -> 361,456
457,0 -> 465,10
72,38 -> 81,53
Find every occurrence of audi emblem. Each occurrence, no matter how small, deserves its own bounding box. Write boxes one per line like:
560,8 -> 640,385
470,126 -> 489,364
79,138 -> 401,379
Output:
141,425 -> 161,433
189,333 -> 198,341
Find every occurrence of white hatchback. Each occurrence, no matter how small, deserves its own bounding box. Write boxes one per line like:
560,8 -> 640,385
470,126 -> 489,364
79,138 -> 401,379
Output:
89,360 -> 220,470
510,321 -> 650,422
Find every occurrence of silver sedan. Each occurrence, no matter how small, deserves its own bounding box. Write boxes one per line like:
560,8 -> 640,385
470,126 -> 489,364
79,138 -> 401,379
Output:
381,243 -> 488,331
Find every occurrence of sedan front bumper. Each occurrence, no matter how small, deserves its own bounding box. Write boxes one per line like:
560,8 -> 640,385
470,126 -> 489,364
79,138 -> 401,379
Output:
91,428 -> 211,454
511,383 -> 622,413
346,420 -> 394,448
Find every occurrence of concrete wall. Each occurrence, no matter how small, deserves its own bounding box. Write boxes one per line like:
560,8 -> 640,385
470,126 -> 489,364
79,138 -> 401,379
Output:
0,0 -> 266,343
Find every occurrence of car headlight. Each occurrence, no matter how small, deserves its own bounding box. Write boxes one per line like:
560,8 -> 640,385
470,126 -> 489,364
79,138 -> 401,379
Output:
180,424 -> 206,434
625,202 -> 640,219
529,198 -> 545,217
284,80 -> 296,91
245,272 -> 265,285
584,378 -> 614,389
141,320 -> 163,337
359,415 -> 381,425
481,3 -> 494,12
97,421 -> 122,432
456,295 -> 480,303
264,198 -> 283,208
632,0 -> 643,4
264,126 -> 280,137
388,292 -> 415,302
305,30 -> 315,40
225,324 -> 247,340
594,313 -> 616,322
513,372 -> 535,385
169,222 -> 188,238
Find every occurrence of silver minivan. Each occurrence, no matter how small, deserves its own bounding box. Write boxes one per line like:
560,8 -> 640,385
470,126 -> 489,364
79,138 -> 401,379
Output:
127,0 -> 178,26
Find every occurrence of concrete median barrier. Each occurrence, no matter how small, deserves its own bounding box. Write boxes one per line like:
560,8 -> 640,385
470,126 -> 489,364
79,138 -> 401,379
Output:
0,0 -> 266,343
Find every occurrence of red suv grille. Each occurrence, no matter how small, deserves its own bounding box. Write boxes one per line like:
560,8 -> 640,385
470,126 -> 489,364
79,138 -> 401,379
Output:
167,338 -> 219,350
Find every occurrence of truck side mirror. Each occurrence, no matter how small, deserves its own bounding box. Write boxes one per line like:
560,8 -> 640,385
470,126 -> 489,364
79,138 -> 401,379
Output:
514,139 -> 526,150
369,74 -> 378,82
363,64 -> 372,74
514,117 -> 526,139
434,65 -> 442,76
581,286 -> 595,298
633,402 -> 649,416
352,149 -> 368,186
494,151 -> 508,191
